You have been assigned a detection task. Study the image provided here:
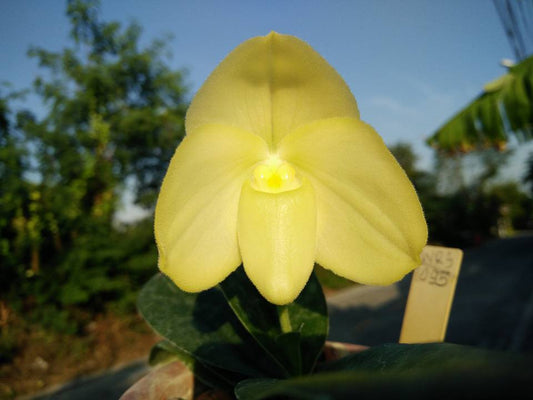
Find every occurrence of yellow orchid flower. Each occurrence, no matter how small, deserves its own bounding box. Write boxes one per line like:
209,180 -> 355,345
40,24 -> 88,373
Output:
155,32 -> 427,305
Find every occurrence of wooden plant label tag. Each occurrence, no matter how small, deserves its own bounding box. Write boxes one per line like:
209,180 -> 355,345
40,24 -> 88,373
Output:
399,245 -> 463,344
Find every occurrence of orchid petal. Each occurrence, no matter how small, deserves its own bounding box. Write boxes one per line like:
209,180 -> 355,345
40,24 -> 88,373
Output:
280,117 -> 427,285
155,124 -> 268,292
237,179 -> 317,305
186,32 -> 359,148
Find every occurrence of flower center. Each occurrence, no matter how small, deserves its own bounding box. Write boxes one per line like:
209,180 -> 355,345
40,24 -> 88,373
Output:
251,157 -> 301,193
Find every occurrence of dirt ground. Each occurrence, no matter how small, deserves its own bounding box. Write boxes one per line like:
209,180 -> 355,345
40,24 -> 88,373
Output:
0,312 -> 159,399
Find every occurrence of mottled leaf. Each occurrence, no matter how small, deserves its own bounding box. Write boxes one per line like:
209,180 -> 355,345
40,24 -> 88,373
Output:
219,268 -> 328,375
138,273 -> 282,378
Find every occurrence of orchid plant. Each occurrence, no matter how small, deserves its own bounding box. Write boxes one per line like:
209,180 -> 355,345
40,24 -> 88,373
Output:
133,33 -> 529,400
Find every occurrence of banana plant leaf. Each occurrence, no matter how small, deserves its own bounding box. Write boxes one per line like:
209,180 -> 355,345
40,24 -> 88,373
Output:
427,55 -> 533,154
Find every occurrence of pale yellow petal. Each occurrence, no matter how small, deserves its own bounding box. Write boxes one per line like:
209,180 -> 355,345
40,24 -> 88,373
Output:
155,124 -> 268,292
280,117 -> 428,285
186,32 -> 359,148
237,179 -> 317,305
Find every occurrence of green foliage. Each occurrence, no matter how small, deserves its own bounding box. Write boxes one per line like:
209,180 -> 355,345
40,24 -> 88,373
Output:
0,0 -> 187,332
138,272 -> 279,378
138,269 -> 328,385
389,142 -> 437,204
234,343 -> 531,399
6,218 -> 158,332
0,326 -> 19,364
427,55 -> 533,153
138,269 -> 532,399
524,151 -> 533,196
487,181 -> 533,232
219,268 -> 328,376
389,143 -> 533,247
149,340 -> 241,391
22,0 -> 187,209
428,151 -> 533,245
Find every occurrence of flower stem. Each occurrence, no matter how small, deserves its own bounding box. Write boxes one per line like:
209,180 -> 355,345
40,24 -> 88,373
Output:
278,305 -> 292,333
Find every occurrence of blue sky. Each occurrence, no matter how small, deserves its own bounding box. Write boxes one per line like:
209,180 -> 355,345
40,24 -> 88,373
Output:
1,0 -> 531,181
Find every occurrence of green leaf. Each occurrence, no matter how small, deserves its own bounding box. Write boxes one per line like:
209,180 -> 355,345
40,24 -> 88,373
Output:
428,54 -> 533,153
318,342 -> 525,372
149,340 -> 241,391
219,268 -> 328,375
138,273 -> 282,378
235,343 -> 532,400
283,272 -> 328,373
58,282 -> 90,305
274,332 -> 302,376
148,340 -> 184,367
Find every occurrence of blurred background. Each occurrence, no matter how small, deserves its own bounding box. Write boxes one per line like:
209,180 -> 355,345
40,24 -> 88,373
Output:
1,0 -> 533,398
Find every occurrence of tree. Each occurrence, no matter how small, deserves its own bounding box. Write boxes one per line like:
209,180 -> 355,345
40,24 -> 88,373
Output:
1,0 -> 188,331
389,142 -> 436,201
22,0 -> 187,210
0,90 -> 32,295
524,151 -> 533,196
422,1 -> 533,242
388,142 -> 532,247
